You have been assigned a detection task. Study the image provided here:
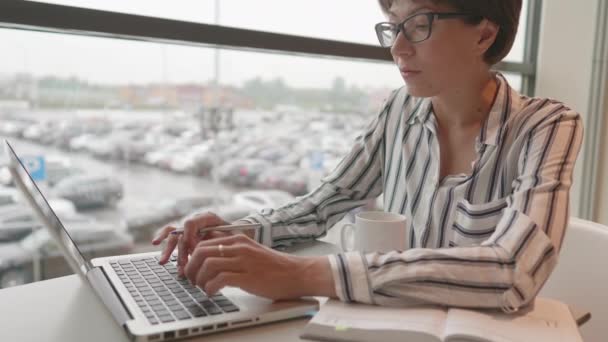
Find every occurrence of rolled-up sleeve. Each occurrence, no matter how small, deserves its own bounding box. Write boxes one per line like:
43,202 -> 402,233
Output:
239,89 -> 400,248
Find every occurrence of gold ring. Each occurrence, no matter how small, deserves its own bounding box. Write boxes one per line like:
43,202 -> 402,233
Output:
218,244 -> 224,257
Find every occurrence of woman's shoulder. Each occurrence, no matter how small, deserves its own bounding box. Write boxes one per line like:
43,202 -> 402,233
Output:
507,91 -> 583,135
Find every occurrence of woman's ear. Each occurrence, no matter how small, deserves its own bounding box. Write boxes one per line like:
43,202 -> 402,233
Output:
476,19 -> 500,56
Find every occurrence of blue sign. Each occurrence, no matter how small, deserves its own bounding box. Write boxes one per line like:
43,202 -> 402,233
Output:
310,151 -> 324,171
22,156 -> 46,181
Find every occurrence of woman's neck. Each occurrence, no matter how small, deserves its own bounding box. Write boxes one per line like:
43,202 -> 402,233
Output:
431,72 -> 498,130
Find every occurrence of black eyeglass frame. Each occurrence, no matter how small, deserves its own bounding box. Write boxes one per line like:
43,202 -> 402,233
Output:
375,12 -> 482,47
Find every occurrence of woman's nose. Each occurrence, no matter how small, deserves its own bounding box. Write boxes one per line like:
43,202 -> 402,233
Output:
390,31 -> 414,58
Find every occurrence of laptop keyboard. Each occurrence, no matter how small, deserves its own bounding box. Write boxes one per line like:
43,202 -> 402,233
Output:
110,255 -> 240,325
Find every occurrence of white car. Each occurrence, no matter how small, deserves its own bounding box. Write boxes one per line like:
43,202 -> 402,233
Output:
52,174 -> 123,209
232,190 -> 295,212
0,199 -> 78,242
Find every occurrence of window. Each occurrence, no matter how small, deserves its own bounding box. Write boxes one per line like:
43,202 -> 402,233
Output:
0,0 -> 539,287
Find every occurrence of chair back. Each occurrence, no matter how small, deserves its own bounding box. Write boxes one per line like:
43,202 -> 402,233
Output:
540,217 -> 608,342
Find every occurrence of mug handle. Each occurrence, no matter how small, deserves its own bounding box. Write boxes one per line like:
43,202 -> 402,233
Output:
340,223 -> 355,252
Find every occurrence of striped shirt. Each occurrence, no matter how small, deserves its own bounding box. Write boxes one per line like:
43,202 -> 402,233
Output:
242,73 -> 583,312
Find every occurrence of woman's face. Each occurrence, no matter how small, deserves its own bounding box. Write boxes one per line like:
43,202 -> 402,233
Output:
387,0 -> 489,97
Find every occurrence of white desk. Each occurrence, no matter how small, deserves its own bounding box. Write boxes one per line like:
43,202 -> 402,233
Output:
0,241 -> 338,342
0,241 -> 589,342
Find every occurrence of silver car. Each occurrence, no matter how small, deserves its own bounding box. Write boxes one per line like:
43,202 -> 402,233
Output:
0,221 -> 134,288
52,174 -> 124,210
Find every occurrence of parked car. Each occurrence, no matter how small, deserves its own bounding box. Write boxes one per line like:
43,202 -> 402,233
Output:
143,144 -> 187,168
52,174 -> 123,210
0,200 -> 77,242
213,159 -> 271,187
45,156 -> 84,186
255,165 -> 309,195
126,205 -> 177,243
126,195 -> 216,242
22,121 -> 54,142
0,221 -> 134,288
153,203 -> 254,239
0,156 -> 83,187
169,150 -> 214,176
0,186 -> 21,206
232,190 -> 295,212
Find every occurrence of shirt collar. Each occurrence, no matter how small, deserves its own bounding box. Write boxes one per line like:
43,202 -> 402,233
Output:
478,72 -> 512,147
406,97 -> 433,125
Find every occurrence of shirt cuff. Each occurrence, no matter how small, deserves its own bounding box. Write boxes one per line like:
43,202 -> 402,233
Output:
328,252 -> 374,304
237,212 -> 273,247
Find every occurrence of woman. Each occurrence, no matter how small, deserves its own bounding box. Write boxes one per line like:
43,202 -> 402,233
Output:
153,0 -> 583,312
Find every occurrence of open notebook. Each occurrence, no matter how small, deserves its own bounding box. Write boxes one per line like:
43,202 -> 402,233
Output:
300,297 -> 583,342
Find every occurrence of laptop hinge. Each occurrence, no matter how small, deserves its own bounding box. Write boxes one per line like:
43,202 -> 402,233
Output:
87,266 -> 133,327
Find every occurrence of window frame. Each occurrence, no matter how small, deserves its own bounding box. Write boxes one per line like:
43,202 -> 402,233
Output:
0,0 -> 540,95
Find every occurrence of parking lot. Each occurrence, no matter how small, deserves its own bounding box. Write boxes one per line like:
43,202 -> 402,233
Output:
0,108 -> 374,287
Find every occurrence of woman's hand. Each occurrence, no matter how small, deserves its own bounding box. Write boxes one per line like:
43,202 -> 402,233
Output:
152,211 -> 233,273
183,233 -> 337,300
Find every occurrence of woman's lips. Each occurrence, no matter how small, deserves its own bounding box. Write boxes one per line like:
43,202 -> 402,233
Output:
400,70 -> 420,79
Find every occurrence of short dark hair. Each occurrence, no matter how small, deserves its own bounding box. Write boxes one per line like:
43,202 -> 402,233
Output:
378,0 -> 522,65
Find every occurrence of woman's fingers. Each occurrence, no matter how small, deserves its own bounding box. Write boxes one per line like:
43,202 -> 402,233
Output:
151,225 -> 177,245
177,234 -> 187,275
184,243 -> 240,282
194,257 -> 243,292
204,271 -> 243,296
182,212 -> 228,254
195,233 -> 253,250
158,232 -> 179,264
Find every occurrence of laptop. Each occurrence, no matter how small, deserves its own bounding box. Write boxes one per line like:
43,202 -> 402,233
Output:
4,140 -> 318,341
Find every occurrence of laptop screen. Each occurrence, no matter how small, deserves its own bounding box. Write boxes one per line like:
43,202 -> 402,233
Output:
4,140 -> 92,277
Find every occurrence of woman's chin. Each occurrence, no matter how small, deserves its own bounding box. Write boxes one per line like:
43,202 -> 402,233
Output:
404,82 -> 434,98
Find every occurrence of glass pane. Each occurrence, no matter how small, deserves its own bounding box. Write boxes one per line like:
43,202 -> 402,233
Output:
29,0 -> 385,45
29,0 -> 529,55
0,27 -> 401,287
503,73 -> 523,93
503,0 -> 528,63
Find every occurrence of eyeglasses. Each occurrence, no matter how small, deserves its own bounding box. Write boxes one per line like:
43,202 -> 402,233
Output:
375,12 -> 481,47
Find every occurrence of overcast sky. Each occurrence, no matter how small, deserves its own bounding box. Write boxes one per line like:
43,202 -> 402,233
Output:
0,0 -> 525,89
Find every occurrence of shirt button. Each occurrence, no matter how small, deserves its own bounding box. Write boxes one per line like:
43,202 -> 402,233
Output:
260,208 -> 274,215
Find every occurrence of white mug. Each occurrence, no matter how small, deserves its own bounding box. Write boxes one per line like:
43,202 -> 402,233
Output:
340,211 -> 408,252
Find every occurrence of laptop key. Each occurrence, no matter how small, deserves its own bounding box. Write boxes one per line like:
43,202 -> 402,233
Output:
192,293 -> 207,300
165,299 -> 179,306
158,314 -> 175,323
174,310 -> 191,320
168,303 -> 182,310
200,300 -> 214,307
222,305 -> 239,313
215,300 -> 233,307
190,307 -> 207,317
148,300 -> 162,306
171,289 -> 188,298
206,307 -> 222,315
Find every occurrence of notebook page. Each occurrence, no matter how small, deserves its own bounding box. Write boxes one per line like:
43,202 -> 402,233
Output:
307,300 -> 447,338
442,297 -> 582,342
